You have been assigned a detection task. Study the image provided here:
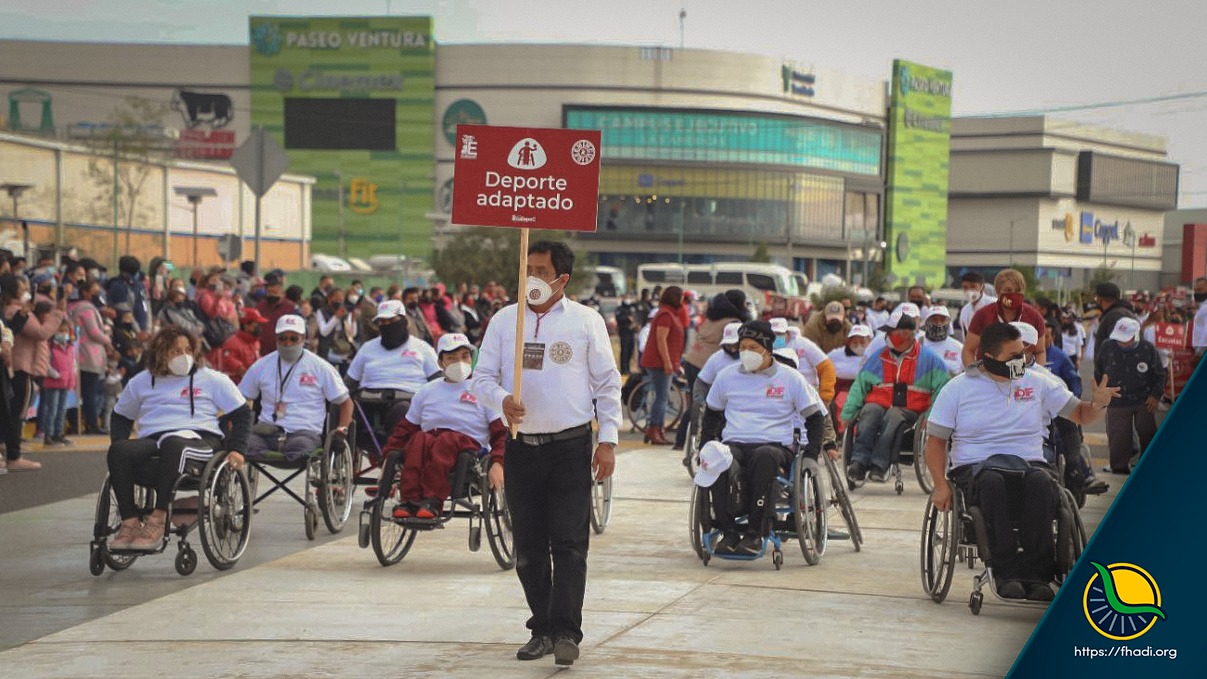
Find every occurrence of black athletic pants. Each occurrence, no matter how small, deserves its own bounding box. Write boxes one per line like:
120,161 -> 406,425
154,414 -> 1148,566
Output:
951,463 -> 1058,584
107,434 -> 222,520
709,442 -> 792,537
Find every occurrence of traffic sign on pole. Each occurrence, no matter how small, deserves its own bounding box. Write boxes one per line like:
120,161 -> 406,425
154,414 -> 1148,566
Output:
230,126 -> 289,265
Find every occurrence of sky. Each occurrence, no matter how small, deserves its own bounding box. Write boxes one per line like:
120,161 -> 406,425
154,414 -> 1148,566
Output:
2,0 -> 1205,205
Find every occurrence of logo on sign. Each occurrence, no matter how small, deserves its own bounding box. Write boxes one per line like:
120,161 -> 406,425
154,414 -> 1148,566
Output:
252,22 -> 283,56
571,139 -> 597,166
1083,561 -> 1164,641
508,138 -> 547,170
1013,387 -> 1035,401
459,134 -> 478,160
348,178 -> 379,215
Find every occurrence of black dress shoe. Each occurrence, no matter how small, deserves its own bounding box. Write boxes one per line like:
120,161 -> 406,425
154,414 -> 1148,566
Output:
553,637 -> 580,667
1025,583 -> 1055,601
997,580 -> 1027,599
516,635 -> 554,661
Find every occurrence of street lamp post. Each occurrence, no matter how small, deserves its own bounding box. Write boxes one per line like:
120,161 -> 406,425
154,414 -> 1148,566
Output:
1,183 -> 33,258
174,187 -> 217,268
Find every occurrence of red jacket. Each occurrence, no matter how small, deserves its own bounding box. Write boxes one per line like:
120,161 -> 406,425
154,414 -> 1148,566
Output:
208,330 -> 259,385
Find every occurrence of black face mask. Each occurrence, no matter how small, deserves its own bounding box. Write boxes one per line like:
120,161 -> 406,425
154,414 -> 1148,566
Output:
380,320 -> 409,350
924,324 -> 949,342
721,345 -> 740,359
983,353 -> 1026,380
405,301 -> 419,311
825,320 -> 843,333
1195,292 -> 1207,303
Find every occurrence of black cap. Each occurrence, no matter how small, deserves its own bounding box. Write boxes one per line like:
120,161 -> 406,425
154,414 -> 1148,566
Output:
737,320 -> 775,352
1096,282 -> 1121,300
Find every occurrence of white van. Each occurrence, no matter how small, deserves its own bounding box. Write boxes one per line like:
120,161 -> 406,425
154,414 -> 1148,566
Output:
637,262 -> 806,314
590,265 -> 627,297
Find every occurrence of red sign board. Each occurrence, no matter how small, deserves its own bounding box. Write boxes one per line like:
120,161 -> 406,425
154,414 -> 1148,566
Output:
1154,323 -> 1188,350
175,129 -> 235,160
451,124 -> 602,232
1167,348 -> 1197,400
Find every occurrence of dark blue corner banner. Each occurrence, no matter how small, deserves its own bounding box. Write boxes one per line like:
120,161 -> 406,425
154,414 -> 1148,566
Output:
1007,358 -> 1207,677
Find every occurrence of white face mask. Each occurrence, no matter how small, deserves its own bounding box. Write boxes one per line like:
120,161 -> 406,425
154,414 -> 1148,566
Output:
444,360 -> 473,383
526,275 -> 560,306
740,350 -> 765,372
850,344 -> 867,356
964,288 -> 981,304
168,353 -> 194,377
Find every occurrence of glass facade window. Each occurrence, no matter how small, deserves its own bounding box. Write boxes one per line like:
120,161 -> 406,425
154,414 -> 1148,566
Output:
595,165 -> 856,244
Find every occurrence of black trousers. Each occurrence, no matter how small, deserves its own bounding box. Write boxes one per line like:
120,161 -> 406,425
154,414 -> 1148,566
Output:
504,428 -> 592,644
709,443 -> 791,537
951,464 -> 1058,584
5,370 -> 36,460
0,367 -> 23,460
79,370 -> 102,430
107,434 -> 221,520
618,331 -> 635,375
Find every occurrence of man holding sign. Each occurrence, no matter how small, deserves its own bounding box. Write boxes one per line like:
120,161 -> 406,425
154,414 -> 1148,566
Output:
472,240 -> 622,667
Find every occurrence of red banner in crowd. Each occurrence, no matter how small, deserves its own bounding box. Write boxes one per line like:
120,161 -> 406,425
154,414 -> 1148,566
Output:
1153,322 -> 1189,350
451,124 -> 602,232
1167,348 -> 1196,400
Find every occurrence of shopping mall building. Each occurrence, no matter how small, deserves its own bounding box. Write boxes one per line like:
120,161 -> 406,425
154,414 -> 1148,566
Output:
0,15 -> 1188,289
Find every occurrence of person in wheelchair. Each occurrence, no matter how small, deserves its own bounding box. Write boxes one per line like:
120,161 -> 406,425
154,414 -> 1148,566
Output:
345,299 -> 441,433
107,326 -> 251,551
382,333 -> 507,520
239,315 -> 353,462
698,320 -> 828,555
925,322 -> 1118,600
842,306 -> 950,483
826,325 -> 872,432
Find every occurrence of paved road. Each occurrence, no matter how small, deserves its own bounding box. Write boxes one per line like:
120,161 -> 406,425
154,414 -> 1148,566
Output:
0,422 -> 1124,678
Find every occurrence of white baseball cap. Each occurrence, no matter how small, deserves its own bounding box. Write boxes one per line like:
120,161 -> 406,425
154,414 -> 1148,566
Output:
847,324 -> 873,339
1010,321 -> 1039,347
880,305 -> 919,332
770,317 -> 789,334
720,321 -> 742,346
896,302 -> 921,319
693,441 -> 733,488
1109,317 -> 1141,343
437,332 -> 474,355
785,324 -> 802,337
275,314 -> 306,336
374,299 -> 406,321
924,305 -> 951,321
772,347 -> 799,369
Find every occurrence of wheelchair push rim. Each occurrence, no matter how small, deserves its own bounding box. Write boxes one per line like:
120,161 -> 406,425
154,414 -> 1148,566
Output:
319,430 -> 356,533
484,485 -> 515,570
793,456 -> 826,565
197,453 -> 253,570
920,500 -> 957,603
590,475 -> 614,535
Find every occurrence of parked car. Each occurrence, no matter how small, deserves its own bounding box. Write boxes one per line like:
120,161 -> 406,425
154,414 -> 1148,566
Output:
311,253 -> 353,272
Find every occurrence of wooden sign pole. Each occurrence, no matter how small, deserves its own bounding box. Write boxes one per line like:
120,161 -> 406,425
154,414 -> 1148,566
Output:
510,227 -> 530,437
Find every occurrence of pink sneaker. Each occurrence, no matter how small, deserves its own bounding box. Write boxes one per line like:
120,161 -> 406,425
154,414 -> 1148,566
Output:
7,457 -> 42,471
128,517 -> 166,552
109,522 -> 140,551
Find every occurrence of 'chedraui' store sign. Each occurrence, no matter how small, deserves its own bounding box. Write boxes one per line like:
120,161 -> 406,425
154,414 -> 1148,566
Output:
250,16 -> 435,259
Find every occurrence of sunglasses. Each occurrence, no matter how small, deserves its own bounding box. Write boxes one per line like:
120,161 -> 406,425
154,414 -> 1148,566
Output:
277,334 -> 303,345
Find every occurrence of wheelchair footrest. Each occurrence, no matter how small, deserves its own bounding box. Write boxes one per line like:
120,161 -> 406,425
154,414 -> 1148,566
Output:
397,517 -> 443,531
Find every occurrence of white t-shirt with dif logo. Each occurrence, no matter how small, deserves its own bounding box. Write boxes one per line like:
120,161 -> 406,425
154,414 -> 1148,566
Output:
827,347 -> 864,382
114,367 -> 247,439
926,367 -> 1078,469
406,377 -> 503,450
239,350 -> 349,434
706,362 -> 822,448
785,335 -> 830,389
922,336 -> 965,376
346,336 -> 440,393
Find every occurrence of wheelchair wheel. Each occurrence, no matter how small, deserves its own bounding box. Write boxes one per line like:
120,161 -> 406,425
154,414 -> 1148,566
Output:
197,453 -> 252,571
1055,489 -> 1087,580
484,486 -> 515,570
590,475 -> 614,535
664,379 -> 686,432
370,452 -> 416,566
841,426 -> 861,492
824,453 -> 862,551
913,424 -> 934,494
92,476 -> 145,572
682,417 -> 699,479
625,378 -> 650,431
793,457 -> 826,565
920,501 -> 957,603
688,485 -> 709,561
320,431 -> 355,534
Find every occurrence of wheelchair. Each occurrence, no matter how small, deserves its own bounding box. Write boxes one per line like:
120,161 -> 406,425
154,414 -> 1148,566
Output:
920,461 -> 1087,615
359,444 -> 515,570
90,449 -> 252,577
243,404 -> 356,540
349,388 -> 414,508
689,435 -> 842,569
841,405 -> 933,495
624,372 -> 687,433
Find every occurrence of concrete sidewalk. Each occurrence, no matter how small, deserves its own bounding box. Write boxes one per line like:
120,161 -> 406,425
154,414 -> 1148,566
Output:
0,445 -> 1119,679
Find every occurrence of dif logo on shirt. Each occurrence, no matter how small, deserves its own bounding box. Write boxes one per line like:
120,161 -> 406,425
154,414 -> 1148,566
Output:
1013,387 -> 1035,401
460,391 -> 478,405
180,387 -> 203,398
298,373 -> 317,386
765,385 -> 785,399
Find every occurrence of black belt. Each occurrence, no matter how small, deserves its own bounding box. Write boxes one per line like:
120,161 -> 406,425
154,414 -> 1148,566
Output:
514,423 -> 592,447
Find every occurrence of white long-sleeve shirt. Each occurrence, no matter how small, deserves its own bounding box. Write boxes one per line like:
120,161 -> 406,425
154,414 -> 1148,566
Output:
473,298 -> 623,444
